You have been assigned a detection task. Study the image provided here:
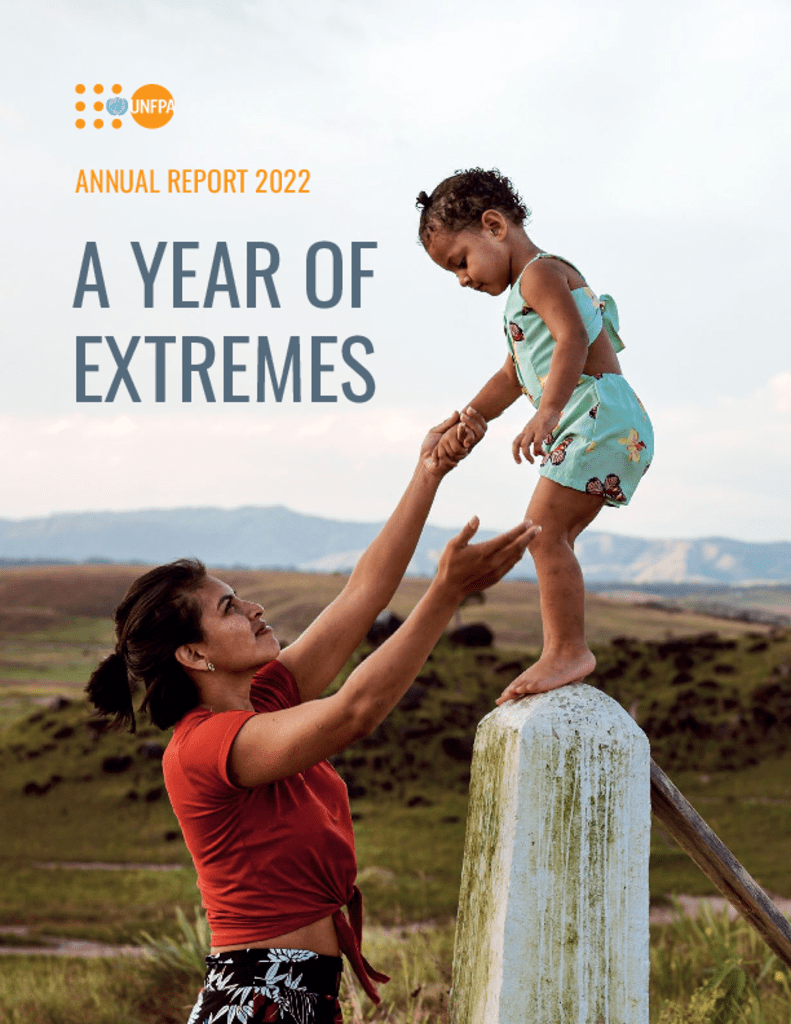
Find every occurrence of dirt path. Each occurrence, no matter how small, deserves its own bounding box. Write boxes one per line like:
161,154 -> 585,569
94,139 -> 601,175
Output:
3,895 -> 790,958
0,926 -> 146,958
649,893 -> 791,925
0,862 -> 185,957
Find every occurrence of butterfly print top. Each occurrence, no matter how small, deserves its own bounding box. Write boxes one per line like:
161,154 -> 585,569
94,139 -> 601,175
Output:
503,254 -> 624,409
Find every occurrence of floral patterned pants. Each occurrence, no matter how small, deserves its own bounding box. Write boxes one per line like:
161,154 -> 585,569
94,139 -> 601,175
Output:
187,948 -> 344,1024
538,372 -> 653,506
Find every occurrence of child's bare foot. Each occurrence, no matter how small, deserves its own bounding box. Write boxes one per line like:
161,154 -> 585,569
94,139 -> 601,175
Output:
495,648 -> 596,704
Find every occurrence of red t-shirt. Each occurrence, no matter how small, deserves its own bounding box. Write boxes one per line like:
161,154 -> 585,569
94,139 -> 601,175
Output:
163,659 -> 357,944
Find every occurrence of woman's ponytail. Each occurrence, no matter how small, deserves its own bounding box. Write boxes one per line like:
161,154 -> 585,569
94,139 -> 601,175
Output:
86,558 -> 207,733
86,650 -> 137,732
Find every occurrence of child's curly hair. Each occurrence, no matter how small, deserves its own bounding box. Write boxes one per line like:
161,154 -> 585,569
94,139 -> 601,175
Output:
416,168 -> 530,245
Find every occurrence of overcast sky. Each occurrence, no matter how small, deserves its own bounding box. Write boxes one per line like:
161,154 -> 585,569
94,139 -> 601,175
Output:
1,0 -> 790,542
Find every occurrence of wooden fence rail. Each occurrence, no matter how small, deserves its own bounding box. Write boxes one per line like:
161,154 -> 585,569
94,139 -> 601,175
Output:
650,758 -> 791,968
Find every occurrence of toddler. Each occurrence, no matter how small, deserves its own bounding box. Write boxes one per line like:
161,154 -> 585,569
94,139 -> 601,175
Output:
417,168 -> 653,701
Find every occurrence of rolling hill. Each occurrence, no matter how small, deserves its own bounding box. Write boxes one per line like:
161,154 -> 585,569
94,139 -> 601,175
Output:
1,507 -> 791,584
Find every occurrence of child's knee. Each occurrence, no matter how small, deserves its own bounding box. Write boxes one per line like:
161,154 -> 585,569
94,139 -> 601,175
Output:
527,524 -> 570,553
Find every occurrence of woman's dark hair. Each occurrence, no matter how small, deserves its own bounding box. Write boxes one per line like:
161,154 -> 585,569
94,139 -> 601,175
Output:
416,168 -> 530,245
85,558 -> 207,732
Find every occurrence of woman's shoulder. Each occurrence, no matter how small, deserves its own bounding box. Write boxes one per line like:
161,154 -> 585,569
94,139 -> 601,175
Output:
165,705 -> 256,799
164,661 -> 298,788
168,705 -> 253,752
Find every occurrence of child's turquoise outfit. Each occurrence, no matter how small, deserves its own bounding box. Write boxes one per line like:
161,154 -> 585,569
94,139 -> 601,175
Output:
504,253 -> 653,506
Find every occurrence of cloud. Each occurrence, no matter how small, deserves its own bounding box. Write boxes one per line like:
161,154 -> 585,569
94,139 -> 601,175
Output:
0,407 -> 444,519
4,370 -> 791,544
769,372 -> 791,413
0,102 -> 26,128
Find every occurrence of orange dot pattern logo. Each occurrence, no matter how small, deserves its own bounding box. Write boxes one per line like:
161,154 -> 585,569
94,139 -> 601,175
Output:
74,83 -> 173,130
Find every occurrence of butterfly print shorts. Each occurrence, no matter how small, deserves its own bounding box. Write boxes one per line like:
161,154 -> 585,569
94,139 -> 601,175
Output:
187,947 -> 343,1024
538,372 -> 654,507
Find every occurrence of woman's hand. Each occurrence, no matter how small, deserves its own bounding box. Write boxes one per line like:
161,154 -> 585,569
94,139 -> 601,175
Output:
512,409 -> 561,464
422,408 -> 488,474
435,516 -> 539,597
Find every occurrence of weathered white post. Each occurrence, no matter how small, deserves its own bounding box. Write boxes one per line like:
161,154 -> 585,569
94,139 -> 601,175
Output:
451,683 -> 650,1024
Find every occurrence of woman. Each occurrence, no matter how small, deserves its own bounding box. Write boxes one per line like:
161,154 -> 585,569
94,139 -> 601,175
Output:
87,412 -> 536,1024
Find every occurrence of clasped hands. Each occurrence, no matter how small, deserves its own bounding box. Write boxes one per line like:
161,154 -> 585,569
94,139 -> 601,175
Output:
423,406 -> 561,473
422,407 -> 488,473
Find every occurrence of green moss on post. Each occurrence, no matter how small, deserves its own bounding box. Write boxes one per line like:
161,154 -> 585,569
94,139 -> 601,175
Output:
451,683 -> 650,1024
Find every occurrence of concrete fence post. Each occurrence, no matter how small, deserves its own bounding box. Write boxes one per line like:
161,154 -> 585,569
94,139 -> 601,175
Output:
450,682 -> 651,1024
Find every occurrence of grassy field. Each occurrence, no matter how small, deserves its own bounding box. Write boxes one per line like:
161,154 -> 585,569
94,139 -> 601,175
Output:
1,565 -> 791,1021
3,911 -> 791,1023
0,561 -> 770,654
594,582 -> 791,624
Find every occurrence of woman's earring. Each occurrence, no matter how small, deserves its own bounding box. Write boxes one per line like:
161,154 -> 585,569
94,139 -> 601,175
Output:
207,662 -> 215,672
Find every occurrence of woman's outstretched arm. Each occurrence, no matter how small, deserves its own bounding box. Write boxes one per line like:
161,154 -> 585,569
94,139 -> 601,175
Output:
278,410 -> 486,702
231,516 -> 536,787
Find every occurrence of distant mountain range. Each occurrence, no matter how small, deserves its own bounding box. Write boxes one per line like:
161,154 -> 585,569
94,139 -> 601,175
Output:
0,506 -> 790,584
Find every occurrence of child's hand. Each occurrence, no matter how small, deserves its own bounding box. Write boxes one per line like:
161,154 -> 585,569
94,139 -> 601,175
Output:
456,406 -> 487,454
437,429 -> 470,468
440,406 -> 487,468
512,410 -> 560,464
421,409 -> 488,474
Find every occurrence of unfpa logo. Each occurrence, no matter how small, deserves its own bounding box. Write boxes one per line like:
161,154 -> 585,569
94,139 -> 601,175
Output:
74,83 -> 174,130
